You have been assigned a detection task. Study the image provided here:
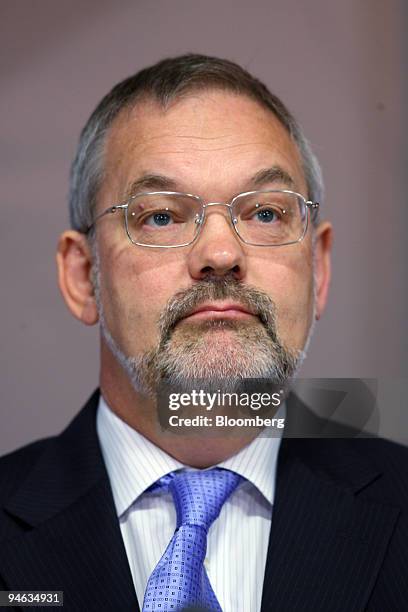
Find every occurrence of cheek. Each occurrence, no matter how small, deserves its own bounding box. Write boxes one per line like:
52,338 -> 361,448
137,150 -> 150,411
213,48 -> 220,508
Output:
99,249 -> 188,350
277,280 -> 314,349
250,247 -> 315,349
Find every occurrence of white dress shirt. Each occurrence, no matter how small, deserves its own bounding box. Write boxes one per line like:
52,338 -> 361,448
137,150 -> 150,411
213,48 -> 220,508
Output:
97,395 -> 283,612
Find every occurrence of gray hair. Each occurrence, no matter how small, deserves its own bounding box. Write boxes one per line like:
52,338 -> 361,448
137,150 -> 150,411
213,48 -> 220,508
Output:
69,53 -> 323,234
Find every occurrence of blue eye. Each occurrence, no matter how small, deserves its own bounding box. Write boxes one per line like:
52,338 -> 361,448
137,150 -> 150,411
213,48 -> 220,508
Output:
254,208 -> 278,223
145,212 -> 173,227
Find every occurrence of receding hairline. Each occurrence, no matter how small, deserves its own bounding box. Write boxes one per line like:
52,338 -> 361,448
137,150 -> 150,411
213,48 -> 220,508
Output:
106,84 -> 300,143
100,87 -> 307,199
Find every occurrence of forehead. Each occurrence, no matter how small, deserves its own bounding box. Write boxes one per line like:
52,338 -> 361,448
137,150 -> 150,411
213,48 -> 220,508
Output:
101,90 -> 306,202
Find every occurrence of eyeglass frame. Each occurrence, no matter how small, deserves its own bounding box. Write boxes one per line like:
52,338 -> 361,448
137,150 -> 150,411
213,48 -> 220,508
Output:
85,189 -> 320,248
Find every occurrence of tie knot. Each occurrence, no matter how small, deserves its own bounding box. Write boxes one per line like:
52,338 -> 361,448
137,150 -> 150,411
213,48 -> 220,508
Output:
167,468 -> 242,531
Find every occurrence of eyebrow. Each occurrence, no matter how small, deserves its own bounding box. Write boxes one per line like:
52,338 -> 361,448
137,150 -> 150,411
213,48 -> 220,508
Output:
123,165 -> 295,201
124,174 -> 179,199
250,166 -> 295,189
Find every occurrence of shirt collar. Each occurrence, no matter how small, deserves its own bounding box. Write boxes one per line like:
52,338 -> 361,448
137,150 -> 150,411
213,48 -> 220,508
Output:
97,393 -> 283,518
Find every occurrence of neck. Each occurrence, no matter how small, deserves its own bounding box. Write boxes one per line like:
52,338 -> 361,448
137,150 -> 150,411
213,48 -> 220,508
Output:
99,341 -> 259,468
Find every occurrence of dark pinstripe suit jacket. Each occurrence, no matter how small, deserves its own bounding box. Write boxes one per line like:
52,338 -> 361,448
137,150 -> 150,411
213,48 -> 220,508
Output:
0,389 -> 407,611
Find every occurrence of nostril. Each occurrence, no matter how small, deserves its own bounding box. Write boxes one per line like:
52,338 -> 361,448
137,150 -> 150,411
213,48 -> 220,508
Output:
200,264 -> 241,278
201,266 -> 214,274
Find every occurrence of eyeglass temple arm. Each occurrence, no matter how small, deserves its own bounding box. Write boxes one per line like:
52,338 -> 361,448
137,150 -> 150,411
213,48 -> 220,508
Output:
85,203 -> 128,234
306,201 -> 320,220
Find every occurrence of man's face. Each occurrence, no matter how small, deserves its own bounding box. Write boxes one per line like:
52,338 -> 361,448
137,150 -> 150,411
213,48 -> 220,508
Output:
93,91 -> 321,390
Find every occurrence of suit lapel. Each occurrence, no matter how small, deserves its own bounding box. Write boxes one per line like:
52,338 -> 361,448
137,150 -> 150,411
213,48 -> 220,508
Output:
0,390 -> 139,612
261,437 -> 400,612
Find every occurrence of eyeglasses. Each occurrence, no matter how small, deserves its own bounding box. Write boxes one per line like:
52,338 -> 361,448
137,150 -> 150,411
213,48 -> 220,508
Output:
86,189 -> 319,248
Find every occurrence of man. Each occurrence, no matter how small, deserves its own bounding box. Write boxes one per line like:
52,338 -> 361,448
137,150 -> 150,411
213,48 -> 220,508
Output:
0,55 -> 407,611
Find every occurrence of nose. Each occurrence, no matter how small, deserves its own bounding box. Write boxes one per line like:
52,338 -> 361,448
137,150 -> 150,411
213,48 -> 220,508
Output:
187,203 -> 247,281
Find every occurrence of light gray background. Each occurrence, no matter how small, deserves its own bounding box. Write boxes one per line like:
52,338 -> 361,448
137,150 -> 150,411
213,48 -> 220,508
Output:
1,0 -> 407,454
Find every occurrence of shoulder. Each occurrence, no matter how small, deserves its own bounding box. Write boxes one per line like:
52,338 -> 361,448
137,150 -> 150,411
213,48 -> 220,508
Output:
356,434 -> 408,459
0,388 -> 101,508
283,435 -> 408,508
350,436 -> 408,488
290,434 -> 408,472
0,436 -> 55,504
0,436 -> 57,544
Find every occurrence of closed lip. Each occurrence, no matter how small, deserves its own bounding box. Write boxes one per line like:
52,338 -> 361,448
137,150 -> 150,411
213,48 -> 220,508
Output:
182,302 -> 257,321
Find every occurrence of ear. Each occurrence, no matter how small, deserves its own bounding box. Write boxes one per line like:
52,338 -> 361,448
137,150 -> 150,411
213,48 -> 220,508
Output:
56,230 -> 99,325
313,221 -> 333,320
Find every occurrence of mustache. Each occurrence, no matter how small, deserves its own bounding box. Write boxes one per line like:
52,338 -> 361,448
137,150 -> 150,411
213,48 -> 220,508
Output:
157,274 -> 279,342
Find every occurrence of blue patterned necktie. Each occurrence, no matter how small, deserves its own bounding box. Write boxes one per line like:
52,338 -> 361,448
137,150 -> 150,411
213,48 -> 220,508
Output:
142,468 -> 243,612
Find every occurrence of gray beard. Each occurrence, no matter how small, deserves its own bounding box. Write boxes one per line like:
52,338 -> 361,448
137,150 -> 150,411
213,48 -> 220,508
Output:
93,266 -> 312,398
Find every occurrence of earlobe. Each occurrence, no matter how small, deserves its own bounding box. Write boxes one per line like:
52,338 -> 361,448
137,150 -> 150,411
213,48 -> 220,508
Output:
313,221 -> 333,320
56,231 -> 99,325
